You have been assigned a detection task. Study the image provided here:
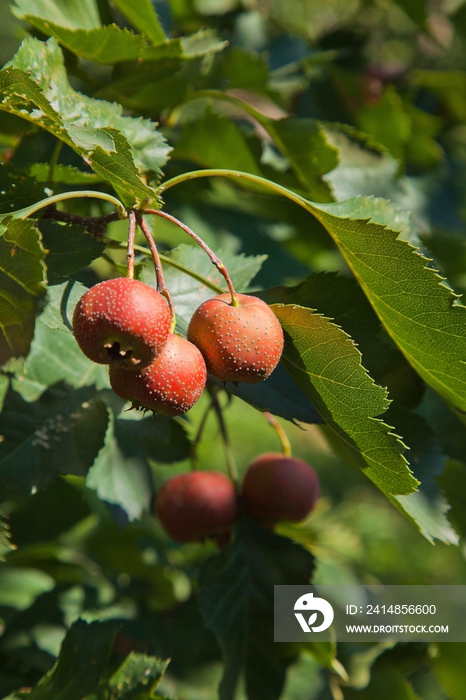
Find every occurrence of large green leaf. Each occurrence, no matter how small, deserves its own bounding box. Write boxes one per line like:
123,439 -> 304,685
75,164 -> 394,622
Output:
198,515 -> 315,700
21,619 -> 120,700
0,162 -> 49,215
111,0 -> 166,45
12,0 -> 101,30
305,197 -> 466,413
107,652 -> 169,698
0,217 -> 46,366
273,303 -> 418,498
0,383 -> 109,500
0,38 -> 168,204
86,411 -> 153,521
40,219 -> 105,284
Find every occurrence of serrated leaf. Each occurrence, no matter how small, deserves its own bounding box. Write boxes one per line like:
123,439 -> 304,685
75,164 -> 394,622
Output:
13,281 -> 109,401
0,38 -> 169,203
12,0 -> 101,30
29,162 -> 100,184
198,515 -> 315,700
17,19 -> 147,64
273,304 -> 418,499
108,652 -> 169,698
86,411 -> 153,521
24,619 -> 120,700
0,161 -> 49,214
0,383 -> 109,500
172,111 -> 263,181
306,197 -> 466,413
111,0 -> 166,45
0,512 -> 15,560
0,216 -> 46,367
40,219 -> 105,284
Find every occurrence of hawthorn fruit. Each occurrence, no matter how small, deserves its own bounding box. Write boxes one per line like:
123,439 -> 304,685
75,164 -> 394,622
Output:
73,278 -> 171,370
109,333 -> 207,416
187,292 -> 284,383
155,471 -> 238,542
242,453 -> 320,524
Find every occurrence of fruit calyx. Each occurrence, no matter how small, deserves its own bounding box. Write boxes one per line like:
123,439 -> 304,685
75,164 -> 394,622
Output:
73,277 -> 171,371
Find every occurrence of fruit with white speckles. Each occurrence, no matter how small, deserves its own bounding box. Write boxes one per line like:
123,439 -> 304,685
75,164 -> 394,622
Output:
187,293 -> 284,383
73,278 -> 171,370
109,333 -> 207,415
242,453 -> 320,524
155,471 -> 237,542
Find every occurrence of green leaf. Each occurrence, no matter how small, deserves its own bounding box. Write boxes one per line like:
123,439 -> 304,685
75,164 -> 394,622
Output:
392,0 -> 427,29
221,46 -> 269,94
344,668 -> 421,700
116,412 -> 191,465
17,20 -> 147,64
432,643 -> 466,700
356,87 -> 411,162
272,303 -> 418,498
40,219 -> 106,284
0,38 -> 169,203
0,566 -> 55,609
0,162 -> 49,215
198,515 -> 315,700
12,0 -> 101,30
0,383 -> 109,500
86,411 -> 153,520
0,216 -> 46,367
25,619 -> 120,700
438,460 -> 466,540
111,0 -> 166,45
172,111 -> 264,182
29,163 -> 101,184
306,197 -> 466,413
0,513 -> 15,560
107,652 -> 169,698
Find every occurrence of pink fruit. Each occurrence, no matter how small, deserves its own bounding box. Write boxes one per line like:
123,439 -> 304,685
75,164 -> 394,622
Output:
242,453 -> 320,524
187,293 -> 284,383
73,278 -> 170,370
155,471 -> 238,543
109,333 -> 207,416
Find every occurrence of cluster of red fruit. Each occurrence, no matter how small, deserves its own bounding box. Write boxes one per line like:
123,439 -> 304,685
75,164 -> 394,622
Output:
72,276 -> 284,416
155,453 -> 320,543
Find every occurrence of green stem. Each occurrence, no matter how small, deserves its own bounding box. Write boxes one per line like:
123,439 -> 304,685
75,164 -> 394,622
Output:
105,240 -> 226,294
157,169 -> 308,212
47,139 -> 64,184
190,400 -> 214,471
143,209 -> 238,306
11,190 -> 127,220
126,210 -> 136,279
209,386 -> 239,486
264,412 -> 292,457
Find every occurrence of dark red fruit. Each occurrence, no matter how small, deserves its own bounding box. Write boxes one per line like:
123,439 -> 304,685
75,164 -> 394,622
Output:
187,293 -> 284,384
73,278 -> 170,370
109,333 -> 207,416
242,453 -> 320,524
155,471 -> 237,543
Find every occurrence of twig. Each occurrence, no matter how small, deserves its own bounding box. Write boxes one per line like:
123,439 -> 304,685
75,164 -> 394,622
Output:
143,208 -> 238,306
126,210 -> 136,279
135,212 -> 176,329
209,385 -> 239,485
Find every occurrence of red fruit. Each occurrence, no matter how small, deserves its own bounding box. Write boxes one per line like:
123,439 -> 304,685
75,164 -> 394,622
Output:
155,471 -> 238,543
73,278 -> 170,370
187,293 -> 284,384
109,333 -> 207,416
242,453 -> 320,524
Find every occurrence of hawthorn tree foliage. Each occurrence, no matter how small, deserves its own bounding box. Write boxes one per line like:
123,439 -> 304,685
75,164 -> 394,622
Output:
1,0 -> 466,698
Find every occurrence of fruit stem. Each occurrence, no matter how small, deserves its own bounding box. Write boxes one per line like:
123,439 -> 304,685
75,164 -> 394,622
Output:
135,212 -> 176,330
190,400 -> 214,471
126,210 -> 136,280
264,412 -> 292,456
6,190 -> 127,221
209,385 -> 239,485
143,209 -> 239,307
